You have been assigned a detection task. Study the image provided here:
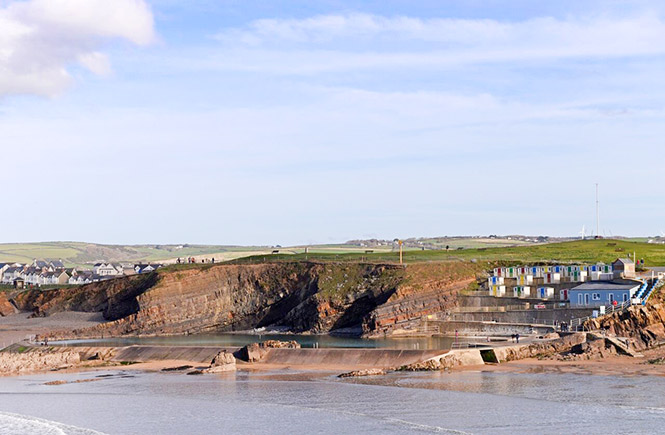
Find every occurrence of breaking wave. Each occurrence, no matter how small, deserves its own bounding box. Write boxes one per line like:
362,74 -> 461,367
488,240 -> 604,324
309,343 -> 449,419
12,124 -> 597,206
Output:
0,412 -> 107,435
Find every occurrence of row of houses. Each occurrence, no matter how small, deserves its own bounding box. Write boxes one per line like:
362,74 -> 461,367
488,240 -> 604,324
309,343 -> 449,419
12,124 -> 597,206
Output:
0,259 -> 163,288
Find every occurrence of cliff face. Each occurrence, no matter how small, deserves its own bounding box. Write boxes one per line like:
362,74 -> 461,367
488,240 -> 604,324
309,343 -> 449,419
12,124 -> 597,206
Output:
16,261 -> 480,338
362,262 -> 478,336
0,293 -> 16,316
13,273 -> 158,321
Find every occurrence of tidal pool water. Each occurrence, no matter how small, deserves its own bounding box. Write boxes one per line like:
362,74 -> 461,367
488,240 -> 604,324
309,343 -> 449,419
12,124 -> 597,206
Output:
53,332 -> 457,350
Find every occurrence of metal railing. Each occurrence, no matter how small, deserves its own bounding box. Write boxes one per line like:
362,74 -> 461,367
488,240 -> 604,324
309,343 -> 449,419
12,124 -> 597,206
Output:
568,300 -> 633,331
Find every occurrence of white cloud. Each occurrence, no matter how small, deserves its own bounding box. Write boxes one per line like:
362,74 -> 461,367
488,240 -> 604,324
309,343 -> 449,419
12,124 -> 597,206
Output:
0,0 -> 155,97
213,13 -> 665,70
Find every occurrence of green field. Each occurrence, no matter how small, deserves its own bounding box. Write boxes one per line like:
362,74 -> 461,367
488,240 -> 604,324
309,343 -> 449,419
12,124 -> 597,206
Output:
228,239 -> 665,267
0,236 -> 536,267
2,238 -> 663,269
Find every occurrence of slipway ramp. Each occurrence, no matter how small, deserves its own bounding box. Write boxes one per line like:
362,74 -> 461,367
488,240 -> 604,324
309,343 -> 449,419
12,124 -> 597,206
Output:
258,348 -> 448,368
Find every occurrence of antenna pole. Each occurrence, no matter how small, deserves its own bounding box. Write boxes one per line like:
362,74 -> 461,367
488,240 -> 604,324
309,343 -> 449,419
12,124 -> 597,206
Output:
595,183 -> 599,237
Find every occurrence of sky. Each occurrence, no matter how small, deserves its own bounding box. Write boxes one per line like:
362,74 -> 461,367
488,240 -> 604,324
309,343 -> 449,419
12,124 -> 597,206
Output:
1,0 -> 664,245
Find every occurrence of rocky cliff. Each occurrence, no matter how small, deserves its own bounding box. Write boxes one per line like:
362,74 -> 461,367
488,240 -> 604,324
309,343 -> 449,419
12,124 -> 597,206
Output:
13,273 -> 158,320
16,261 -> 481,338
584,303 -> 665,350
0,292 -> 16,316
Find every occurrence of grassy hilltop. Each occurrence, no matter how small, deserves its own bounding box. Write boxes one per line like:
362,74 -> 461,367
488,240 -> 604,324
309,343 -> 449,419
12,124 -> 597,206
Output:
2,238 -> 664,269
229,239 -> 665,267
0,236 -> 542,267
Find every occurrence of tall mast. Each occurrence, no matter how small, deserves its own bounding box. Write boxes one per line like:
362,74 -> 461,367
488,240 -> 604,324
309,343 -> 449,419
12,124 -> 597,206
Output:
595,183 -> 599,237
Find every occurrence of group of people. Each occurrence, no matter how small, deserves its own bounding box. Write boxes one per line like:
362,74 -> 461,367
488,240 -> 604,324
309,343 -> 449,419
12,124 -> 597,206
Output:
554,320 -> 569,332
176,257 -> 215,264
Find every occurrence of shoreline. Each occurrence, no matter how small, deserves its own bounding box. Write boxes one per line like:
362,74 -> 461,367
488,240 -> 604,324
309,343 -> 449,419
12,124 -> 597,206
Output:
4,311 -> 665,380
4,342 -> 665,380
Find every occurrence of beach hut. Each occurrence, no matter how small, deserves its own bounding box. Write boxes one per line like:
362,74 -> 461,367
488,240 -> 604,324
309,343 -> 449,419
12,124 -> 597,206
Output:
506,267 -> 516,278
570,270 -> 588,282
488,276 -> 505,286
537,287 -> 555,299
516,275 -> 533,286
543,273 -> 561,284
513,286 -> 531,298
530,266 -> 542,278
560,289 -> 569,301
489,285 -> 506,297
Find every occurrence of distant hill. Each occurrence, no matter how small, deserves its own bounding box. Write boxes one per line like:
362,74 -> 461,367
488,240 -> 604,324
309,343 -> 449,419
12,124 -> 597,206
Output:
0,242 -> 270,268
0,236 -> 572,268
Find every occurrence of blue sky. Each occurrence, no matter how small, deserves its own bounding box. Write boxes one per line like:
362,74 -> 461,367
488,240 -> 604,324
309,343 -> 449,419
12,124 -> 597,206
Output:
1,0 -> 664,245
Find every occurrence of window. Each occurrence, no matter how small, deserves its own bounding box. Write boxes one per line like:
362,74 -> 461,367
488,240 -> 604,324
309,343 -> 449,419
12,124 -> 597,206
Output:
623,293 -> 629,302
592,293 -> 601,301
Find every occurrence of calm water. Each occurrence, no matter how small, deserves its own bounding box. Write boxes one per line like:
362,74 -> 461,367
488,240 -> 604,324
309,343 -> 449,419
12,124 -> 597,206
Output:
1,368 -> 664,434
53,332 -> 457,350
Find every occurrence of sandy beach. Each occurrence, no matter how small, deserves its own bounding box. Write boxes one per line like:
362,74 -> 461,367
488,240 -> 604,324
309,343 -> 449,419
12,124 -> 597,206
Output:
0,312 -> 104,347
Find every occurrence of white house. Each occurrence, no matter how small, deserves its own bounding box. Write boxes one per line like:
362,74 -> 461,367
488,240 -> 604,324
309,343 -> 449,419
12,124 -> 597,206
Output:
134,264 -> 162,274
93,263 -> 122,276
2,267 -> 22,284
69,272 -> 93,285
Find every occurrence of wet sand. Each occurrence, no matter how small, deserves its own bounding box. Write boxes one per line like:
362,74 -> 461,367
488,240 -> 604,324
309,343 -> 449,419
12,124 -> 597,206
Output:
0,312 -> 103,347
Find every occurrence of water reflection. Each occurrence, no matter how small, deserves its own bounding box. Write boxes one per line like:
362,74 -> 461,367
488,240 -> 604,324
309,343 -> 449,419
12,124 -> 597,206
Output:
53,332 -> 456,350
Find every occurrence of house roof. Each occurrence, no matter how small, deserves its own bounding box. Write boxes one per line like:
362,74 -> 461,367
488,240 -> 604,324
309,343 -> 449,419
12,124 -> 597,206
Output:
570,280 -> 640,292
613,258 -> 634,265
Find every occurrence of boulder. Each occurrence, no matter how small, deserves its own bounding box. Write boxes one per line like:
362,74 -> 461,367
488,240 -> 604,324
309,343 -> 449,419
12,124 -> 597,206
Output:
239,340 -> 301,362
204,350 -> 236,373
239,343 -> 268,362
